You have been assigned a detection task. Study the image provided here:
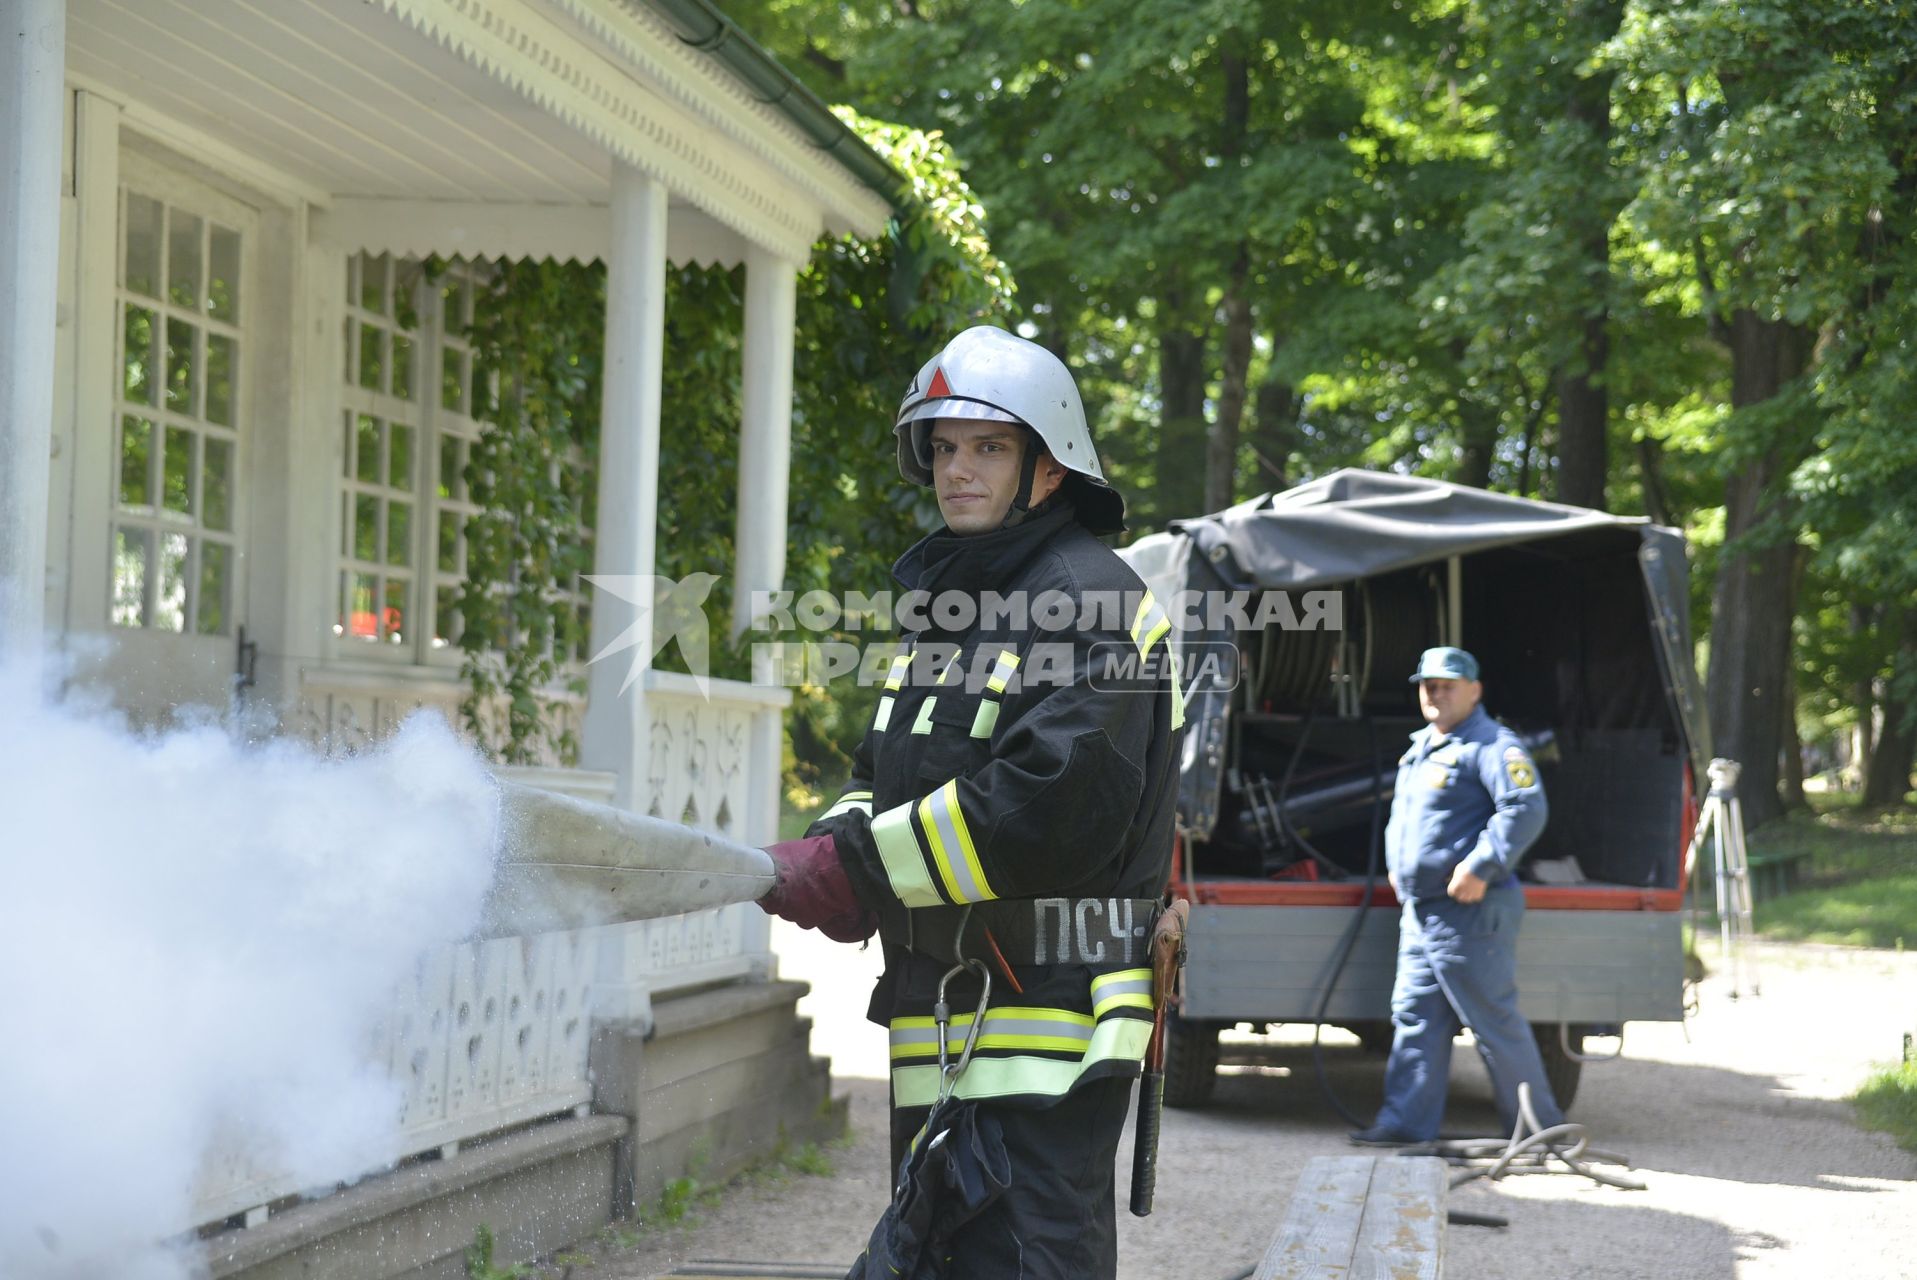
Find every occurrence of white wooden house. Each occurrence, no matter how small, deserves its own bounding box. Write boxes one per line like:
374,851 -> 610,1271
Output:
0,1 -> 894,1273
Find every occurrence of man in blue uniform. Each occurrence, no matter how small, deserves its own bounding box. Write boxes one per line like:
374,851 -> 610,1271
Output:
1350,645 -> 1565,1145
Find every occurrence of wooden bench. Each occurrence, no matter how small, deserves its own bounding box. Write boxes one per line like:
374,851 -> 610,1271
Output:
1254,1154 -> 1447,1280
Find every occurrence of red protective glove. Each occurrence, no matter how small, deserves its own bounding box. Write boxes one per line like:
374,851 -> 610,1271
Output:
758,834 -> 874,944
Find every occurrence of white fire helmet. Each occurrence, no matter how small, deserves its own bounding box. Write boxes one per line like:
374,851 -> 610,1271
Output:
895,325 -> 1125,533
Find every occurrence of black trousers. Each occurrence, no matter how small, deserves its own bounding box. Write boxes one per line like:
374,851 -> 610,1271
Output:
885,1077 -> 1134,1280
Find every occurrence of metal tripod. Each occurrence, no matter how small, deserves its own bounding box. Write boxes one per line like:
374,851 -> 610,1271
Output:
1686,757 -> 1760,999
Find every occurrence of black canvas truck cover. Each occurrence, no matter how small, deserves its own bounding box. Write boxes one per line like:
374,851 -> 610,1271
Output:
1122,469 -> 1712,839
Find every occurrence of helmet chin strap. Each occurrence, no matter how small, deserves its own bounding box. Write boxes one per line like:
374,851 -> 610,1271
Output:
998,439 -> 1046,529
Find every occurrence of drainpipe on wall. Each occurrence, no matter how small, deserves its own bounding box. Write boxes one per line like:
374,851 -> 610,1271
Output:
0,0 -> 65,667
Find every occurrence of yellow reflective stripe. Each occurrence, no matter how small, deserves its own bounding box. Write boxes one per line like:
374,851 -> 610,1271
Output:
884,652 -> 911,691
936,659 -> 955,685
873,695 -> 894,732
822,790 -> 873,820
889,1017 -> 1153,1107
986,648 -> 1020,694
1169,648 -> 1187,731
872,800 -> 942,908
919,780 -> 993,904
1091,968 -> 1155,1018
969,699 -> 1001,739
911,696 -> 937,734
1131,591 -> 1171,660
889,1007 -> 1096,1058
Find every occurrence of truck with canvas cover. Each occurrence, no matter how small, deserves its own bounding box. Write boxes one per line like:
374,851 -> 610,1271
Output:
1120,470 -> 1709,1108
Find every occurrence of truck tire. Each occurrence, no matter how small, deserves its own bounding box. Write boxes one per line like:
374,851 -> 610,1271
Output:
1532,1024 -> 1585,1112
1348,1021 -> 1396,1055
1161,1014 -> 1220,1108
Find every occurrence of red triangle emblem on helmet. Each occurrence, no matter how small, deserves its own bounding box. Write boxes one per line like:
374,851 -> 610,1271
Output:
926,366 -> 953,400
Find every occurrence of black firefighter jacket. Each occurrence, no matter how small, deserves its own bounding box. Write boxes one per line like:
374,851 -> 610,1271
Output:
809,503 -> 1185,1114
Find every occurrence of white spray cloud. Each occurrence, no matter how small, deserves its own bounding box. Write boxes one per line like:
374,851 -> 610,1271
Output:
0,665 -> 502,1279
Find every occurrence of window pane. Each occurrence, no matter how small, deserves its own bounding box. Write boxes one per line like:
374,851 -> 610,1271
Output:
434,585 -> 461,648
386,501 -> 411,567
123,305 -> 155,404
157,532 -> 188,632
391,334 -> 414,400
356,415 -> 381,484
203,438 -> 232,531
390,427 -> 414,493
441,346 -> 464,413
208,225 -> 240,322
438,435 -> 461,499
197,542 -> 229,635
437,511 -> 460,573
119,416 -> 152,509
162,426 -> 194,517
166,317 -> 196,414
349,571 -> 379,641
355,494 -> 379,562
384,577 -> 407,644
342,316 -> 354,384
205,333 -> 235,426
360,254 -> 387,314
124,194 -> 163,298
168,210 -> 203,310
359,322 -> 384,392
113,527 -> 149,628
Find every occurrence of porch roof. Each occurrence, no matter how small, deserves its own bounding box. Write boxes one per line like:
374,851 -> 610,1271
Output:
64,0 -> 898,265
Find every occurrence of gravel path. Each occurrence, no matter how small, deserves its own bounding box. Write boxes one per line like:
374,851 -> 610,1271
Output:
573,929 -> 1916,1279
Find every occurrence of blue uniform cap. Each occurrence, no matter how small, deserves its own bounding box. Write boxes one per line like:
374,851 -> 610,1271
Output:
1410,646 -> 1480,684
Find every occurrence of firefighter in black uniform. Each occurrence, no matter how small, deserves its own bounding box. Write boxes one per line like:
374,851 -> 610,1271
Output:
758,325 -> 1184,1279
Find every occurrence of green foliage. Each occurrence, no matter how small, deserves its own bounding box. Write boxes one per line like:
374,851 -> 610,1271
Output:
464,1223 -> 533,1280
721,0 -> 1917,801
450,109 -> 1012,774
1853,1060 -> 1917,1156
455,260 -> 601,765
449,0 -> 1917,795
1750,798 -> 1917,949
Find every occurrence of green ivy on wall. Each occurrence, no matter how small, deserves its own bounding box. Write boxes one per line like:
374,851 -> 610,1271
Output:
452,113 -> 1014,776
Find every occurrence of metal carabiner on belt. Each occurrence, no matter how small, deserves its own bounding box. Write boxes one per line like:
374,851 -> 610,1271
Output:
933,956 -> 992,1106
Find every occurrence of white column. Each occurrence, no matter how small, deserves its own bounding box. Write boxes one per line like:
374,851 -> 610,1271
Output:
0,0 -> 66,665
734,247 -> 799,871
580,161 -> 668,816
731,245 -> 799,640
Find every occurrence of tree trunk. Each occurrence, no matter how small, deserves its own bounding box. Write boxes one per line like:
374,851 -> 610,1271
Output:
1704,311 -> 1813,827
1851,603 -> 1878,785
1780,544 -> 1807,810
1457,401 -> 1501,489
1551,0 -> 1623,511
1250,354 -> 1298,492
1636,434 -> 1675,528
1554,313 -> 1609,510
1205,52 -> 1254,514
1863,606 -> 1917,806
1157,307 -> 1210,521
1210,248 -> 1252,512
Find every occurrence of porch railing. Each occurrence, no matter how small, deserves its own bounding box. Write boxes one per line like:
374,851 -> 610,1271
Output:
187,667 -> 786,1231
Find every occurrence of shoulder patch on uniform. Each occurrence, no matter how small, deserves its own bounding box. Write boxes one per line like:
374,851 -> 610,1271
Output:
1505,748 -> 1537,788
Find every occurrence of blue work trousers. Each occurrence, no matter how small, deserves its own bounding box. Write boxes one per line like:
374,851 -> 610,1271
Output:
1374,883 -> 1565,1140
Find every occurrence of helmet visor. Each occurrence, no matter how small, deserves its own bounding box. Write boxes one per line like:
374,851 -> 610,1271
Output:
900,398 -> 1028,469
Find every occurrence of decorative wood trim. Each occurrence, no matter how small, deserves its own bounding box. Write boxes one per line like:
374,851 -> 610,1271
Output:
556,0 -> 892,235
310,197 -> 749,269
375,0 -> 822,264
